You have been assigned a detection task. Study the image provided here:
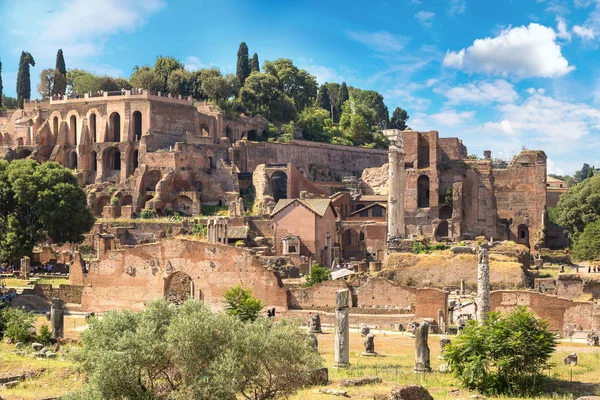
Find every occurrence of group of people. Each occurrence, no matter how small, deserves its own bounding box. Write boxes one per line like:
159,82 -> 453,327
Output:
0,281 -> 16,305
334,263 -> 352,270
266,307 -> 277,318
588,266 -> 600,273
0,264 -> 15,274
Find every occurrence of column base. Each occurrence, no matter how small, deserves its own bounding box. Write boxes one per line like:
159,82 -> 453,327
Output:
333,362 -> 350,369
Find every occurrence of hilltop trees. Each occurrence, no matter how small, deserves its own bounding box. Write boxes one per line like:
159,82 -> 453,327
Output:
16,51 -> 35,109
390,106 -> 409,130
52,49 -> 67,96
237,42 -> 250,85
251,52 -> 260,73
0,160 -> 95,262
154,55 -> 184,91
37,69 -> 56,99
315,84 -> 331,115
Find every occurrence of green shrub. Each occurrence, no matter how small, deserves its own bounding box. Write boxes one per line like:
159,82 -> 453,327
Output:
304,264 -> 331,287
413,241 -> 427,254
444,307 -> 557,396
78,244 -> 93,255
2,307 -> 36,343
140,209 -> 155,219
573,219 -> 600,261
413,241 -> 448,254
223,285 -> 265,322
110,196 -> 119,206
37,324 -> 53,345
192,223 -> 205,238
171,212 -> 183,222
235,240 -> 245,247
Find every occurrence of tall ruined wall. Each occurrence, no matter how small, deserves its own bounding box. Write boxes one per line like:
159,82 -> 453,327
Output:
555,275 -> 600,300
81,238 -> 288,312
493,151 -> 547,248
243,140 -> 388,180
490,290 -> 600,332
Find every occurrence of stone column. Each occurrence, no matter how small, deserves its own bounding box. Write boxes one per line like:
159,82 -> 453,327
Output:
20,256 -> 31,279
477,246 -> 490,322
51,298 -> 65,339
382,129 -> 405,252
414,321 -> 431,372
334,289 -> 350,368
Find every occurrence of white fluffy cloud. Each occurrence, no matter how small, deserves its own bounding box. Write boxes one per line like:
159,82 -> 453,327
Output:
415,11 -> 435,28
483,119 -> 518,136
439,80 -> 519,105
443,23 -> 574,79
447,0 -> 466,16
573,25 -> 595,40
346,30 -> 410,52
556,17 -> 572,41
430,110 -> 475,126
485,92 -> 600,149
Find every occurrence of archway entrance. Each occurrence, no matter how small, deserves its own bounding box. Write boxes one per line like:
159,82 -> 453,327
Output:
436,220 -> 449,240
517,224 -> 529,245
133,111 -> 142,141
271,171 -> 288,202
439,205 -> 452,220
164,271 -> 193,304
109,112 -> 121,142
70,115 -> 77,145
90,113 -> 97,143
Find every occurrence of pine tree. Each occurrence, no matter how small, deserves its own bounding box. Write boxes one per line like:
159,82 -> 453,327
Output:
52,49 -> 67,96
0,59 -> 3,108
588,167 -> 595,179
250,53 -> 260,73
336,82 -> 349,120
16,51 -> 35,109
236,42 -> 250,85
389,106 -> 409,130
315,85 -> 331,116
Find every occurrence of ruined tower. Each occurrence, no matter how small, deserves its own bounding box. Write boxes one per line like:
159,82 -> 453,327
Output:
382,129 -> 405,252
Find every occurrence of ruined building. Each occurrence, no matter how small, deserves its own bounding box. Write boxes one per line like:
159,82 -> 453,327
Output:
0,94 -> 547,261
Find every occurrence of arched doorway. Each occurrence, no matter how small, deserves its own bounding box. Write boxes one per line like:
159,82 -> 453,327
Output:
53,117 -> 59,136
16,149 -> 31,159
439,205 -> 452,220
112,150 -> 121,170
517,224 -> 529,245
121,195 -> 133,206
94,196 -> 111,216
271,171 -> 288,202
90,114 -> 97,143
226,126 -> 234,142
70,115 -> 77,145
69,152 -> 78,170
164,271 -> 194,303
133,111 -> 142,141
109,112 -> 121,142
104,148 -> 121,171
145,170 -> 162,191
417,175 -> 430,208
172,195 -> 193,216
436,221 -> 449,240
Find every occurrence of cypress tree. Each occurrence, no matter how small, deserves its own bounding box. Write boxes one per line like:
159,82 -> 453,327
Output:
316,85 -> 331,115
0,59 -> 3,108
337,82 -> 349,111
250,53 -> 260,73
17,51 -> 36,109
52,49 -> 67,96
236,42 -> 250,85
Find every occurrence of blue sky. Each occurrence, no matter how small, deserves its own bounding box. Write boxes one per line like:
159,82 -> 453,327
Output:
1,0 -> 600,175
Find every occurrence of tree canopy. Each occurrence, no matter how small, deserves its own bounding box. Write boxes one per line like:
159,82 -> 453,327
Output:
52,49 -> 67,96
237,42 -> 250,85
556,174 -> 600,242
572,219 -> 600,261
65,299 -> 322,400
0,160 -> 95,262
251,52 -> 260,73
390,106 -> 409,130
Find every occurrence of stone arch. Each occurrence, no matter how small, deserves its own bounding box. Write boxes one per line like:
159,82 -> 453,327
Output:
439,205 -> 452,220
93,196 -> 111,216
109,112 -> 121,142
70,115 -> 77,146
53,116 -> 59,136
417,175 -> 430,208
225,125 -> 234,142
90,113 -> 97,143
164,271 -> 193,302
132,111 -> 142,141
121,195 -> 133,206
436,220 -> 449,240
90,151 -> 98,171
171,195 -> 193,215
145,170 -> 162,191
517,224 -> 529,245
138,194 -> 153,211
16,149 -> 32,159
200,123 -> 210,137
68,151 -> 78,170
271,170 -> 288,202
104,148 -> 121,171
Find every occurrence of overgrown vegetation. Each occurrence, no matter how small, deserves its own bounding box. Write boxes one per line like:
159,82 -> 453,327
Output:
139,209 -> 155,219
556,174 -> 600,244
192,222 -> 207,238
304,264 -> 331,287
572,219 -> 600,261
444,307 -> 556,396
223,285 -> 265,322
1,307 -> 36,343
64,299 -> 321,400
413,241 -> 448,254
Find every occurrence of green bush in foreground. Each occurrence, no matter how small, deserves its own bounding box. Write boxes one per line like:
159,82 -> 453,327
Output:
304,264 -> 331,287
444,307 -> 557,396
2,307 -> 36,343
223,285 -> 265,322
64,299 -> 322,400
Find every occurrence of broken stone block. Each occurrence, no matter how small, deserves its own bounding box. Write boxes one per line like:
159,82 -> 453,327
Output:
389,385 -> 434,400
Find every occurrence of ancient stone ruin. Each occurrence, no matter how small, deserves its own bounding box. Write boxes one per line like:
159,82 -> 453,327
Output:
334,289 -> 350,368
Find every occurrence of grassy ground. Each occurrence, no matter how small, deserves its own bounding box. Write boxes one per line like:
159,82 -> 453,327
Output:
1,326 -> 599,399
1,277 -> 70,289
